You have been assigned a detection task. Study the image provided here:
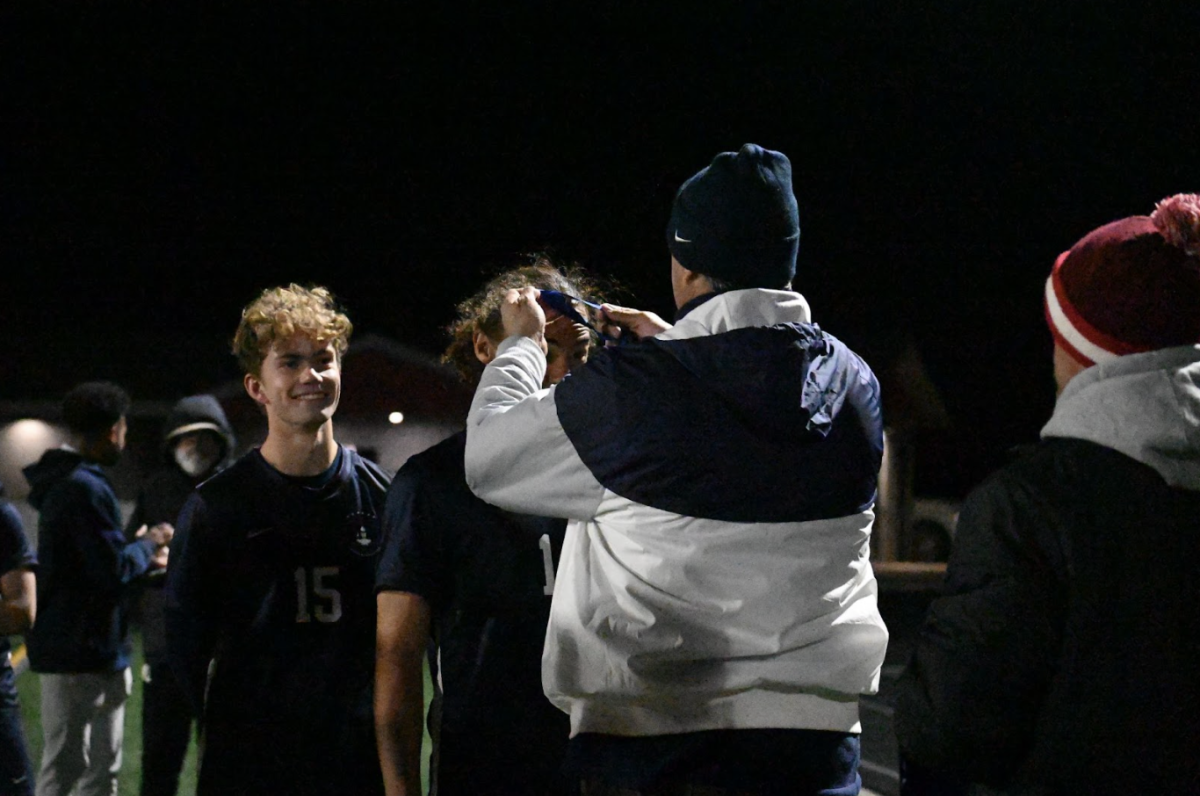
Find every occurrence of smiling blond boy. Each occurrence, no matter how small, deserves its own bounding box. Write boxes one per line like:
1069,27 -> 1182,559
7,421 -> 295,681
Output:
165,285 -> 390,796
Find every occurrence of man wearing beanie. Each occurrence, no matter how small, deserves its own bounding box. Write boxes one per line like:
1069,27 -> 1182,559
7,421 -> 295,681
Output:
464,144 -> 888,795
893,195 -> 1200,794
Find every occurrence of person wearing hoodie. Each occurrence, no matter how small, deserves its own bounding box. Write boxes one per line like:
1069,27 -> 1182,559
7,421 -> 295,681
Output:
893,194 -> 1200,795
125,395 -> 234,796
0,482 -> 36,796
23,381 -> 173,796
463,145 -> 887,795
165,285 -> 390,796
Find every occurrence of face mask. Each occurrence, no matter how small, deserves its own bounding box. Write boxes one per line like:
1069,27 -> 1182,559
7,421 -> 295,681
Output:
175,445 -> 218,478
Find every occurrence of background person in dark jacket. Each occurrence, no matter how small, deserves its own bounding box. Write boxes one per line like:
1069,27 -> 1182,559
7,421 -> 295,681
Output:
23,382 -> 173,796
893,194 -> 1200,795
125,395 -> 234,796
0,482 -> 37,796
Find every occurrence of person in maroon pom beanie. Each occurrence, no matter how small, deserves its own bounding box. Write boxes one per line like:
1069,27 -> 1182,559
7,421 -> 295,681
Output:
893,195 -> 1200,795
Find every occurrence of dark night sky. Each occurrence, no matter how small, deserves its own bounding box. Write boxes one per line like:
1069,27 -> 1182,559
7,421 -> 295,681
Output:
4,4 -> 1198,492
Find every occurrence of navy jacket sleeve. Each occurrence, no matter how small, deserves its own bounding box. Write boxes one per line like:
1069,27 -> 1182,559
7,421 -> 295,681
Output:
892,470 -> 1064,787
164,492 -> 220,712
48,478 -> 156,591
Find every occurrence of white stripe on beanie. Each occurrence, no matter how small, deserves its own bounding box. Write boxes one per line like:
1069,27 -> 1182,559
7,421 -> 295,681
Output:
1044,276 -> 1119,365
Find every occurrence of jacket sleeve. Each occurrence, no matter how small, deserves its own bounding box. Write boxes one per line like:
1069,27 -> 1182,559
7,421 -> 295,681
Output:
892,471 -> 1064,787
464,336 -> 606,519
164,492 -> 221,713
53,479 -> 156,590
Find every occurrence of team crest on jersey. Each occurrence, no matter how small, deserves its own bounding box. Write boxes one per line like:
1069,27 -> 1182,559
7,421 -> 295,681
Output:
345,512 -> 381,557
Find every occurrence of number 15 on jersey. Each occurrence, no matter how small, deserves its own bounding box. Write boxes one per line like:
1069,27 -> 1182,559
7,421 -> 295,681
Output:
295,566 -> 343,623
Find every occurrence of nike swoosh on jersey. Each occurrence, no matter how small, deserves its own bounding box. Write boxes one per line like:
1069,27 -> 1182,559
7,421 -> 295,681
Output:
246,527 -> 274,539
674,231 -> 692,243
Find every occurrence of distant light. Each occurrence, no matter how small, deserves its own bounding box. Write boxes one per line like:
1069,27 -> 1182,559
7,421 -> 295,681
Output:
388,412 -> 405,425
6,419 -> 55,448
2,419 -> 60,461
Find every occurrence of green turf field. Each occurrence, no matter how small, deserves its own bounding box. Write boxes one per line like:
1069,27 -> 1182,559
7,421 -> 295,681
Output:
15,635 -> 432,795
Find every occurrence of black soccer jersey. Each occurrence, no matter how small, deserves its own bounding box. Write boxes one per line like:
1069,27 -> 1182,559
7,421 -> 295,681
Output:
165,446 -> 389,796
376,432 -> 571,795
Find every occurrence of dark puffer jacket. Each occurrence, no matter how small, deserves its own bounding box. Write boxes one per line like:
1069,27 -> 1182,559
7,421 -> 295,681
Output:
894,346 -> 1200,795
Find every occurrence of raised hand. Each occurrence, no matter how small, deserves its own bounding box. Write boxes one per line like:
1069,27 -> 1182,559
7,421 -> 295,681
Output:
597,303 -> 672,342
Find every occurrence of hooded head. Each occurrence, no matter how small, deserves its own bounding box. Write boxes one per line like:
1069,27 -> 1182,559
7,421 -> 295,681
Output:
162,395 -> 235,478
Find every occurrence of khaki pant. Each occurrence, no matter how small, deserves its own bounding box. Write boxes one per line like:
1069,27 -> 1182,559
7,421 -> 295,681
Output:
35,669 -> 131,796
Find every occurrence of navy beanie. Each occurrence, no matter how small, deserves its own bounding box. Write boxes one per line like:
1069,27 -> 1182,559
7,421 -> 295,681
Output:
667,143 -> 800,289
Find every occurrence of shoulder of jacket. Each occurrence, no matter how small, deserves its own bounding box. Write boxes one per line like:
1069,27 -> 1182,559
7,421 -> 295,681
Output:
68,462 -> 106,483
963,439 -> 1125,528
57,465 -> 113,500
996,438 -> 1112,482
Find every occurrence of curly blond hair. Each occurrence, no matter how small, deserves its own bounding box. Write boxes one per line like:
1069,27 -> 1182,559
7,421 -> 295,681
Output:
443,256 -> 606,384
233,284 -> 353,375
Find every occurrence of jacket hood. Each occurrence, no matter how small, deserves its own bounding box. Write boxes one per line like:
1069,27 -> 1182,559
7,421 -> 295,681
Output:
161,395 -> 236,465
22,448 -> 86,510
663,288 -> 812,340
1042,345 -> 1200,490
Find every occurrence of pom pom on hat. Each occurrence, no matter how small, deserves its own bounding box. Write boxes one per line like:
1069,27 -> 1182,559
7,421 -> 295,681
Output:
1045,193 -> 1200,366
1152,193 -> 1200,256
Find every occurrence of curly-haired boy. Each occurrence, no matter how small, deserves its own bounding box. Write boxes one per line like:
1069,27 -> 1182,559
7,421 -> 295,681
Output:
166,284 -> 391,796
375,258 -> 598,796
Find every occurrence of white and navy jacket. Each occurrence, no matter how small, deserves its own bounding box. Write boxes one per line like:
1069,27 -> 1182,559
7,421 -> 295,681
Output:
465,289 -> 888,738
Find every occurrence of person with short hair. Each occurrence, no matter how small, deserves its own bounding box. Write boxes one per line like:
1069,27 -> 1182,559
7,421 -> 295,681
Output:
374,258 -> 595,796
24,381 -> 173,796
165,285 -> 390,796
0,482 -> 37,796
463,145 -> 888,795
893,195 -> 1200,795
125,394 -> 235,796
